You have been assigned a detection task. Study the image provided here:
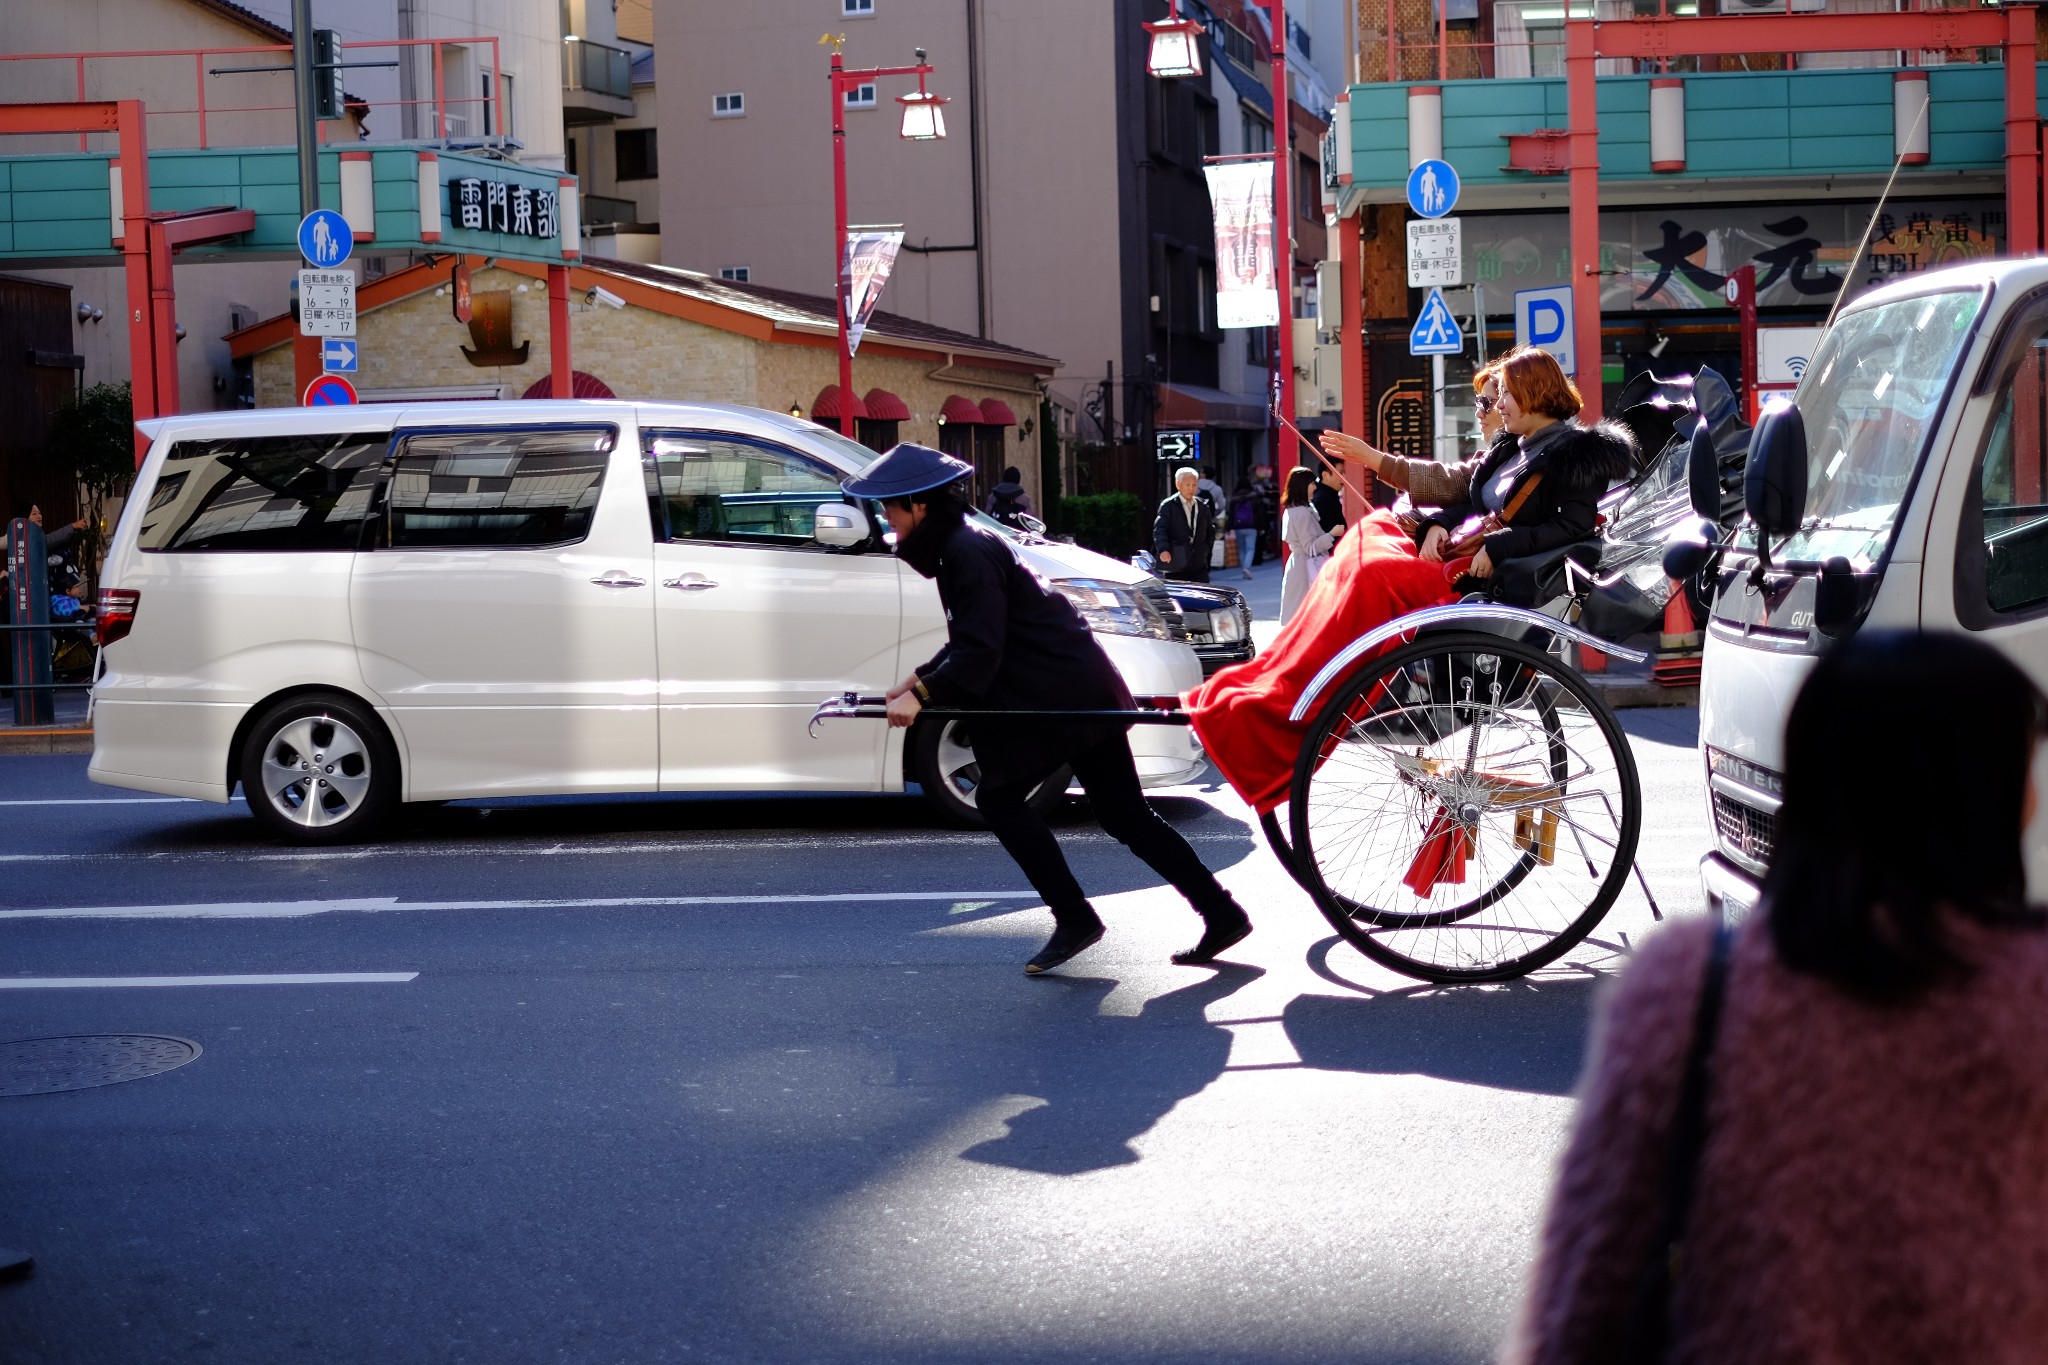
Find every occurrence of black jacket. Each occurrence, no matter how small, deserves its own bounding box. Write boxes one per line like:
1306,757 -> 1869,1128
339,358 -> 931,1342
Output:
1151,494 -> 1216,575
1311,482 -> 1345,534
902,516 -> 1132,780
1418,421 -> 1636,565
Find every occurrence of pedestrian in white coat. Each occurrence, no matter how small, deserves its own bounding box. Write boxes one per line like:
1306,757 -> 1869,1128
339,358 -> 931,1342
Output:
1278,466 -> 1334,625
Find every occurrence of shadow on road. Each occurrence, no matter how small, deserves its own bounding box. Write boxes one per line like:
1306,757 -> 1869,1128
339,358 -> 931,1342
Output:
1284,975 -> 1601,1097
959,964 -> 1265,1175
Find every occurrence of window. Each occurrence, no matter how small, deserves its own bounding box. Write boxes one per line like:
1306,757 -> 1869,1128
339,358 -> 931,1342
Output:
1966,314 -> 2048,618
718,265 -> 750,282
1242,109 -> 1273,155
643,432 -> 848,548
1249,327 -> 1271,365
139,433 -> 389,552
713,91 -> 744,117
843,0 -> 875,14
382,427 -> 613,549
844,82 -> 877,110
1298,154 -> 1321,221
615,127 -> 658,180
854,418 -> 899,454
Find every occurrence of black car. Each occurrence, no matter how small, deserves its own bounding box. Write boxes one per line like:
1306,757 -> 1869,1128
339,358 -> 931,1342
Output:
1151,579 -> 1254,677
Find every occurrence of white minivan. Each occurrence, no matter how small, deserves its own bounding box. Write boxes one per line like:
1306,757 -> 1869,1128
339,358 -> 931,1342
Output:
1693,257 -> 2048,913
88,401 -> 1205,842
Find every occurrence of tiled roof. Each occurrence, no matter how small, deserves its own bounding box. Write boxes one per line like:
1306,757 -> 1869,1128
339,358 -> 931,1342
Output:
186,0 -> 291,44
585,256 -> 1059,369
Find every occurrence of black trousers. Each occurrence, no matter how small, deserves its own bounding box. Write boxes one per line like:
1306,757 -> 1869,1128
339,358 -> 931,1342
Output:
977,730 -> 1233,932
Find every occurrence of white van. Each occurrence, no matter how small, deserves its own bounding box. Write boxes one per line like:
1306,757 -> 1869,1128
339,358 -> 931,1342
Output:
1693,258 -> 2048,914
88,401 -> 1204,842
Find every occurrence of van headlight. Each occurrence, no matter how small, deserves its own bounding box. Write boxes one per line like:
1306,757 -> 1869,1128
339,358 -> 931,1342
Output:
1051,578 -> 1174,640
1208,608 -> 1244,644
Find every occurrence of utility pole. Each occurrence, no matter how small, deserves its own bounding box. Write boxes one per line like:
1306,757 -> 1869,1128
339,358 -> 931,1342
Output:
291,0 -> 318,217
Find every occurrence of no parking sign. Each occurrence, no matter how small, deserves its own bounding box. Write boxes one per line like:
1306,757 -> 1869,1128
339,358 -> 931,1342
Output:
302,374 -> 358,406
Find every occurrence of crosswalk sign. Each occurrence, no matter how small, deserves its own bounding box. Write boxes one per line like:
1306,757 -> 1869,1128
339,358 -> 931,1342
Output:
1409,287 -> 1465,356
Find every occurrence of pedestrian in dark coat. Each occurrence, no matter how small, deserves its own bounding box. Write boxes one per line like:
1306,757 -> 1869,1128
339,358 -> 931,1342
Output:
847,445 -> 1252,975
1152,466 -> 1216,583
1506,630 -> 2048,1365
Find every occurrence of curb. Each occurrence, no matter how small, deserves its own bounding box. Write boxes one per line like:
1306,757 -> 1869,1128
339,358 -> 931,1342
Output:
1585,675 -> 1698,708
0,728 -> 94,756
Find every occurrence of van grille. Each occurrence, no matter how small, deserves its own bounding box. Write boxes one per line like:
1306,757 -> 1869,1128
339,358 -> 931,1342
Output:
1712,790 -> 1777,871
1141,585 -> 1189,641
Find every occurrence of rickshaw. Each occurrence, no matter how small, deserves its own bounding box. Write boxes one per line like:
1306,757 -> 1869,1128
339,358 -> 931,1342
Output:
810,541 -> 1659,987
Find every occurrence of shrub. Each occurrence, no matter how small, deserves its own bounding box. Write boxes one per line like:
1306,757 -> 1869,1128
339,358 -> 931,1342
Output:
1053,492 -> 1144,561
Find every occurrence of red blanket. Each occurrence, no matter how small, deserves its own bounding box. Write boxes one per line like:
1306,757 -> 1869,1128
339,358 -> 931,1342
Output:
1185,509 -> 1466,815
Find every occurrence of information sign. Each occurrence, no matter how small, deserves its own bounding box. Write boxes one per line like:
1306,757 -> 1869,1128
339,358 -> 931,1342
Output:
298,269 -> 357,338
1406,218 -> 1463,288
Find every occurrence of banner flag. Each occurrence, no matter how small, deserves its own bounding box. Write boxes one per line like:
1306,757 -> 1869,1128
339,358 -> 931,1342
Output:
844,229 -> 905,355
1204,163 -> 1279,329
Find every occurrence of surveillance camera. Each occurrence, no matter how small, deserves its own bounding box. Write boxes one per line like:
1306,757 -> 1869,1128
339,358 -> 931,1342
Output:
586,285 -> 626,310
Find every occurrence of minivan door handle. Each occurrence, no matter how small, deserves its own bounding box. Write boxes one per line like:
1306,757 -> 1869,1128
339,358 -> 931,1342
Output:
590,573 -> 647,588
662,574 -> 720,592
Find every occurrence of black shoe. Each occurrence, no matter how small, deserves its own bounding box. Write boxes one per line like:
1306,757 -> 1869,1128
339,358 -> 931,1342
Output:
1025,922 -> 1106,975
1172,907 -> 1252,966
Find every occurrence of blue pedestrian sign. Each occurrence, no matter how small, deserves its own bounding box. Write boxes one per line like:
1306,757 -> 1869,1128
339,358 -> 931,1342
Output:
321,338 -> 359,373
1406,159 -> 1459,219
1514,285 -> 1576,375
1409,287 -> 1465,356
297,209 -> 353,268
302,374 -> 358,407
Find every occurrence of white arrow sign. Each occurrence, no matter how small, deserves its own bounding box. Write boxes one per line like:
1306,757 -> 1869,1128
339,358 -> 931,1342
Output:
321,338 -> 359,373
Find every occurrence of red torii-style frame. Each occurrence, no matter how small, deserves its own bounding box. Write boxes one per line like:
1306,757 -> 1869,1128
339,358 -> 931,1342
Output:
1563,5 -> 2037,414
0,100 -> 256,462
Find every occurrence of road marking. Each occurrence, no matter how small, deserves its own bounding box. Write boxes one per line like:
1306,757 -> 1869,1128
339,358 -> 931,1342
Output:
0,973 -> 418,989
0,892 -> 1039,921
0,798 -> 193,806
0,830 -> 1248,864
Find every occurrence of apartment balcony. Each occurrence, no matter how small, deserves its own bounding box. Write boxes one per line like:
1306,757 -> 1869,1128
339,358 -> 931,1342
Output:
563,36 -> 635,124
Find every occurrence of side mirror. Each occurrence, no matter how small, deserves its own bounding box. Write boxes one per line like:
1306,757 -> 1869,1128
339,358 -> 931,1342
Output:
811,500 -> 869,549
1745,400 -> 1808,536
1687,420 -> 1721,522
1662,517 -> 1719,581
1015,513 -> 1047,537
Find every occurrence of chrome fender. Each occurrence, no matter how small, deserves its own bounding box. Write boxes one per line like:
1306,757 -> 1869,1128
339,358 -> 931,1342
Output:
1286,603 -> 1650,724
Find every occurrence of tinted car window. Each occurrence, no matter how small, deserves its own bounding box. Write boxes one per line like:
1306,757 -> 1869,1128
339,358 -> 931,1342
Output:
643,432 -> 845,548
138,433 -> 387,552
384,427 -> 613,549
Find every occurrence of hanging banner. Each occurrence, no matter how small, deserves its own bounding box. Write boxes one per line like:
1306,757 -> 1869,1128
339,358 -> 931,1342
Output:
1204,163 -> 1279,329
843,228 -> 905,356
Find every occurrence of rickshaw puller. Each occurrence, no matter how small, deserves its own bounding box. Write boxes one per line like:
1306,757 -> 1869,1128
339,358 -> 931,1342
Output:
843,445 -> 1253,976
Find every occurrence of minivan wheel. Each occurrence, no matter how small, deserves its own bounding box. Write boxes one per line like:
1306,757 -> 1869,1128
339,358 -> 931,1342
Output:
238,694 -> 397,844
912,717 -> 1068,828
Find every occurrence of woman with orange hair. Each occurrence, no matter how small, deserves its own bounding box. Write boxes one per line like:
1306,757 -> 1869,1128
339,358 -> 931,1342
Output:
1185,346 -> 1634,815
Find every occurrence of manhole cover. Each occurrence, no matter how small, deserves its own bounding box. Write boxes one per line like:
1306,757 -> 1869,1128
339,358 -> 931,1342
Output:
0,1035 -> 202,1097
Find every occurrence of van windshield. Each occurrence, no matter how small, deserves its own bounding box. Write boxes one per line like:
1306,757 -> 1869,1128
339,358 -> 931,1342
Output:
1779,287 -> 1982,567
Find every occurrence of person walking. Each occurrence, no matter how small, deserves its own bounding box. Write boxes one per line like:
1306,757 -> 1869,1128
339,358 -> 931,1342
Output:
1310,462 -> 1346,540
848,445 -> 1253,976
984,465 -> 1033,527
1277,467 -> 1334,625
1226,480 -> 1259,581
1505,629 -> 2048,1365
1151,466 -> 1216,583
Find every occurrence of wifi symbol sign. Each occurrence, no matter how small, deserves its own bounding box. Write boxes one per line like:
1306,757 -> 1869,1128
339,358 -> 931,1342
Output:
1784,355 -> 1809,380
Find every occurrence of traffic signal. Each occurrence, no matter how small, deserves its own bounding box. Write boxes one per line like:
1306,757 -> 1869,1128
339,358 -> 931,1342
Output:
312,29 -> 343,120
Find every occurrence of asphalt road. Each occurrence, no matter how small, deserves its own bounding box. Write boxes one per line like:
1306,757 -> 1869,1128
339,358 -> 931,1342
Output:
0,707 -> 1709,1365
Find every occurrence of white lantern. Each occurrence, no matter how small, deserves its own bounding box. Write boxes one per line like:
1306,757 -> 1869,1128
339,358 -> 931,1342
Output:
896,89 -> 948,141
1650,79 -> 1685,173
1144,3 -> 1205,79
1407,85 -> 1442,168
1894,72 -> 1930,166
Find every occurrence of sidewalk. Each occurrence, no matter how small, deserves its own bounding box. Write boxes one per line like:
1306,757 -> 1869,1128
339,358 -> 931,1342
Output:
0,690 -> 93,755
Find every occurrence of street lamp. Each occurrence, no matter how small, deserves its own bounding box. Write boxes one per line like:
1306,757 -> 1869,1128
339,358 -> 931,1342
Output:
828,38 -> 946,436
1144,1 -> 1206,78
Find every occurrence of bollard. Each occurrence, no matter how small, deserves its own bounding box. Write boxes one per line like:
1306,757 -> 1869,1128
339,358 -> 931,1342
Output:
4,518 -> 54,727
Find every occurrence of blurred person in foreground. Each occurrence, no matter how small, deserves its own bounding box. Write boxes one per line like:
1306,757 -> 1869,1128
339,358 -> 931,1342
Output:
1506,629 -> 2048,1365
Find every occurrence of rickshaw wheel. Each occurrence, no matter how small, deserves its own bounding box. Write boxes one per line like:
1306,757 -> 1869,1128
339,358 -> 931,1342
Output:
1288,632 -> 1641,984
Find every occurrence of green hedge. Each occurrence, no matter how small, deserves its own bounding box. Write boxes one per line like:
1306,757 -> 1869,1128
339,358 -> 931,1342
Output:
1052,492 -> 1145,561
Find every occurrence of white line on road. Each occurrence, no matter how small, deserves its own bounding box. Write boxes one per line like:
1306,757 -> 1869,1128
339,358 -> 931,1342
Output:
0,798 -> 193,807
0,892 -> 1038,921
0,973 -> 418,988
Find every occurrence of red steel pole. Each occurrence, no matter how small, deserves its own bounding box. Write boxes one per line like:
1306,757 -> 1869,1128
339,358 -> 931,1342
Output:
1565,18 -> 1601,416
1734,264 -> 1758,421
832,50 -> 855,437
2005,4 -> 2040,255
548,264 -> 572,397
1268,0 -> 1296,448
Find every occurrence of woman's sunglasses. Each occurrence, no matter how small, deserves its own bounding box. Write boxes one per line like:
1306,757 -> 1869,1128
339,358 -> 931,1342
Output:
1473,394 -> 1497,414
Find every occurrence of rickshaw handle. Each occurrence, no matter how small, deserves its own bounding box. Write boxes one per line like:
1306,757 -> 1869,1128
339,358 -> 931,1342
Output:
808,693 -> 1190,738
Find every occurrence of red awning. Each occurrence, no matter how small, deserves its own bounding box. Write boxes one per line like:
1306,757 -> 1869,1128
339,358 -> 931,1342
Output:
978,397 -> 1019,426
520,370 -> 617,400
862,388 -> 912,421
938,395 -> 985,426
1154,382 -> 1268,430
811,384 -> 867,421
